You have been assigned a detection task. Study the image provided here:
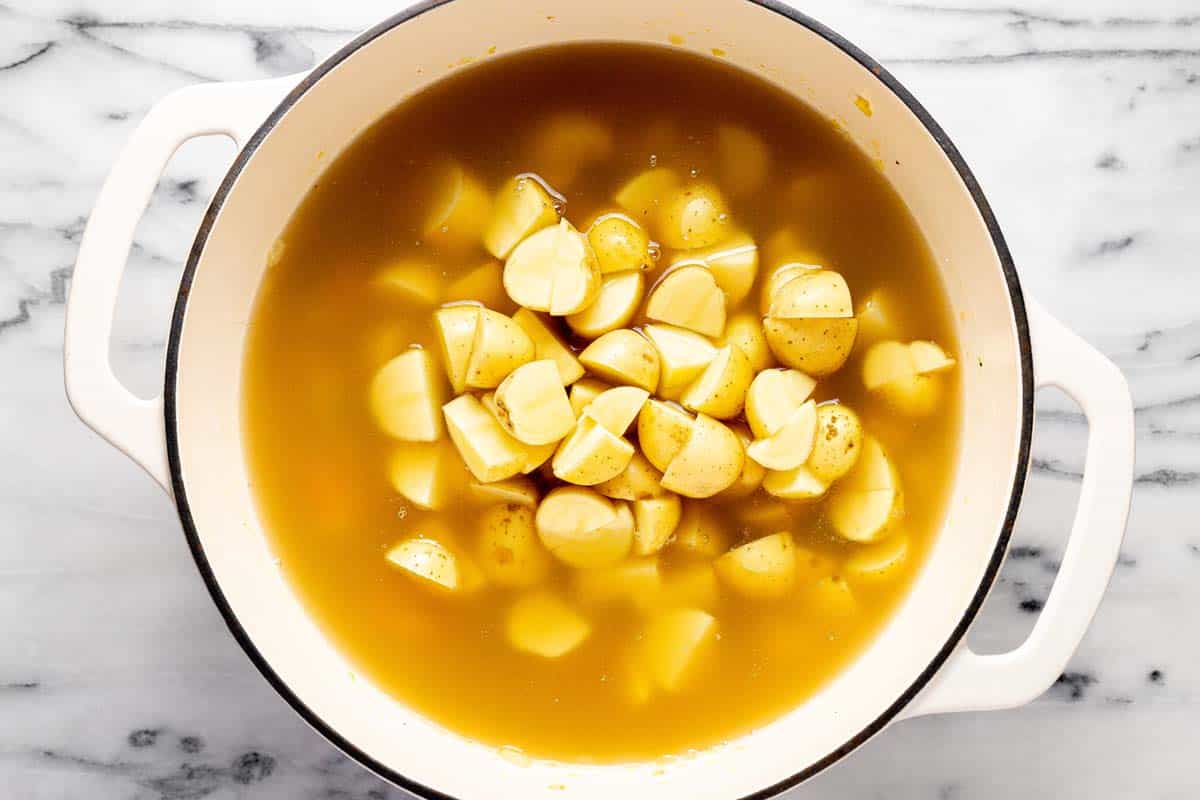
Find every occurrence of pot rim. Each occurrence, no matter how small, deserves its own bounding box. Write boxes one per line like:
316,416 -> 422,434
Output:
163,1 -> 1035,797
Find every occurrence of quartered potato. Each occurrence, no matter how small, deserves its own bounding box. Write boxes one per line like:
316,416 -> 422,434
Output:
512,308 -> 585,385
578,329 -> 660,393
637,399 -> 694,473
745,368 -> 817,439
374,258 -> 441,306
657,182 -> 732,249
644,264 -> 726,337
587,213 -> 653,274
715,532 -> 796,599
672,502 -> 730,559
493,360 -> 576,445
423,161 -> 491,252
720,311 -> 774,373
504,219 -> 601,315
434,305 -> 481,394
442,394 -> 526,483
506,591 -> 592,658
566,270 -> 644,338
643,608 -> 717,691
389,440 -> 465,510
746,399 -> 817,470
769,270 -> 854,319
581,385 -> 649,435
572,557 -> 662,609
387,537 -> 481,593
536,486 -> 633,568
721,423 -> 766,499
660,413 -> 745,498
642,324 -> 717,400
445,261 -> 513,313
808,403 -> 864,483
809,575 -> 857,617
680,344 -> 752,420
480,393 -> 558,474
478,503 -> 551,587
370,348 -> 446,441
759,261 -> 821,315
862,339 -> 955,416
614,167 -> 680,224
568,377 -> 610,418
633,493 -> 683,555
762,464 -> 828,501
465,308 -> 536,389
844,534 -> 910,582
676,231 -> 758,306
468,474 -> 539,507
826,435 -> 903,542
763,316 -> 858,376
716,124 -> 769,198
595,451 -> 665,501
552,418 -> 635,486
484,174 -> 560,259
526,112 -> 613,189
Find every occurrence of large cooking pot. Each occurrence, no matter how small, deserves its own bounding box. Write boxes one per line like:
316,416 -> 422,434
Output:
63,1 -> 1135,798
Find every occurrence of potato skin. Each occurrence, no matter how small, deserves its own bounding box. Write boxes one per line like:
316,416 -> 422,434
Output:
763,317 -> 858,376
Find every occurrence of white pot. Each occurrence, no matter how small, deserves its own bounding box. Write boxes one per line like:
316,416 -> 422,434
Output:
63,2 -> 1135,798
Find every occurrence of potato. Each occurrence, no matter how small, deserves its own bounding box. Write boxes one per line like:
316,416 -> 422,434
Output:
643,608 -> 717,690
672,502 -> 730,558
677,231 -> 758,306
844,534 -> 909,582
581,385 -> 649,435
526,112 -> 612,189
658,182 -> 731,249
809,575 -> 856,617
644,264 -> 726,338
769,270 -> 854,319
465,308 -> 535,389
468,475 -> 538,507
434,305 -> 480,394
760,262 -> 820,315
442,394 -> 526,483
552,418 -> 635,486
445,260 -> 513,313
512,308 -> 585,385
862,340 -> 952,416
389,440 -> 465,510
370,348 -> 446,441
734,496 -> 795,529
566,270 -> 644,338
680,344 -> 752,419
862,340 -> 916,390
578,329 -> 660,393
587,213 -> 652,274
484,174 -> 560,259
910,340 -> 957,373
568,378 -> 610,418
503,219 -> 600,315
793,545 -> 837,586
762,464 -> 828,500
746,399 -> 817,470
374,258 -> 441,306
642,324 -> 717,400
637,399 -> 694,472
536,486 -> 633,567
614,167 -> 680,224
763,317 -> 858,376
808,403 -> 864,483
633,493 -> 682,555
423,161 -> 490,252
855,289 -> 900,344
387,537 -> 479,593
506,591 -> 591,658
716,124 -> 769,198
479,393 -> 558,474
745,368 -> 816,439
572,556 -> 661,609
721,423 -> 766,499
478,503 -> 551,587
762,228 -> 824,275
660,563 -> 720,611
719,311 -> 773,373
595,451 -> 665,501
826,435 -> 903,542
715,532 -> 796,599
493,360 -> 576,445
660,413 -> 744,498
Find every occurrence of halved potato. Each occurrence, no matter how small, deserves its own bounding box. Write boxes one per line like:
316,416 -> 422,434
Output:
582,385 -> 649,435
720,311 -> 773,373
503,219 -> 600,315
808,403 -> 864,483
442,394 -> 526,483
660,413 -> 744,498
809,575 -> 856,617
745,368 -> 817,439
763,316 -> 858,376
721,423 -> 766,499
659,563 -> 721,611
423,161 -> 490,252
536,486 -> 633,567
511,308 -> 585,385
468,475 -> 538,507
568,378 -> 610,418
370,348 -> 446,441
844,534 -> 909,582
552,418 -> 635,486
389,440 -> 464,510
769,270 -> 854,319
595,451 -> 665,500
677,231 -> 758,306
645,264 -> 726,337
715,532 -> 796,599
716,124 -> 769,198
578,329 -> 660,393
760,261 -> 821,315
862,340 -> 953,416
587,212 -> 652,274
672,502 -> 730,558
855,288 -> 900,344
862,340 -> 917,390
572,556 -> 661,609
506,591 -> 591,658
374,259 -> 441,306
445,260 -> 512,313
643,608 -> 717,690
387,537 -> 480,593
484,174 -> 560,259
526,112 -> 612,189
637,399 -> 694,472
680,344 -> 753,420
493,360 -> 576,445
614,167 -> 680,224
643,323 -> 717,400
478,503 -> 551,587
479,392 -> 558,474
566,270 -> 644,338
434,305 -> 481,394
658,182 -> 731,249
746,400 -> 817,470
910,340 -> 956,374
762,464 -> 828,500
633,493 -> 682,555
465,309 -> 536,389
826,435 -> 903,542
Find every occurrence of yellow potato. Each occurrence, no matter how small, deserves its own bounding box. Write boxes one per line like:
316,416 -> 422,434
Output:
734,495 -> 796,529
445,261 -> 513,313
595,451 -> 665,501
535,486 -> 633,568
370,348 -> 446,441
659,562 -> 721,611
552,418 -> 635,486
855,288 -> 900,345
578,329 -> 660,393
506,591 -> 591,658
572,556 -> 661,609
434,305 -> 480,394
386,537 -> 480,593
465,308 -> 536,389
809,575 -> 856,617
746,400 -> 817,470
862,340 -> 948,416
680,344 -> 753,420
525,112 -> 612,188
844,534 -> 909,582
478,503 -> 551,587
636,399 -> 694,472
503,219 -> 600,315
581,385 -> 649,435
658,182 -> 731,249
715,532 -> 796,599
642,324 -> 717,400
761,228 -> 824,275
566,270 -> 644,338
484,174 -> 560,259
826,435 -> 903,542
745,368 -> 817,439
808,403 -> 864,483
759,261 -> 821,315
442,394 -> 526,483
762,464 -> 828,500
587,212 -> 652,274
614,167 -> 680,225
909,340 -> 957,373
633,493 -> 683,555
468,475 -> 538,507
672,502 -> 730,558
660,413 -> 744,498
769,270 -> 854,319
511,308 -> 585,385
642,608 -> 717,690
373,258 -> 441,306
862,340 -> 916,390
645,265 -> 726,338
719,311 -> 774,373
423,161 -> 490,253
493,360 -> 576,445
389,440 -> 465,511
721,423 -> 766,499
677,231 -> 758,306
479,393 -> 558,474
568,378 -> 610,418
763,316 -> 858,376
715,124 -> 769,197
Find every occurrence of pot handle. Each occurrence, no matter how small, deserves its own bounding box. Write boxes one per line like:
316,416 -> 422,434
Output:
902,298 -> 1134,718
64,77 -> 297,494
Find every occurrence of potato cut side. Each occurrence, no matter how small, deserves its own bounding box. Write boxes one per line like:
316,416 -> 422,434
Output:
809,575 -> 856,617
677,230 -> 759,306
838,435 -> 897,494
568,378 -> 610,418
720,311 -> 774,373
442,394 -> 526,483
715,532 -> 796,599
549,235 -> 603,316
660,413 -> 744,498
827,436 -> 902,542
745,368 -> 817,439
587,212 -> 652,274
768,270 -> 854,319
578,329 -> 660,393
434,305 -> 481,394
862,340 -> 917,390
484,174 -> 560,259
746,400 -> 818,471
370,348 -> 446,441
643,608 -> 717,690
637,399 -> 694,472
645,264 -> 726,338
762,464 -> 828,500
493,360 -> 576,445
643,323 -> 717,400
566,270 -> 644,338
388,440 -> 464,510
478,503 -> 551,587
387,537 -> 476,593
526,112 -> 612,189
716,124 -> 769,197
763,316 -> 858,376
374,259 -> 441,306
855,289 -> 900,344
444,260 -> 513,313
672,502 -> 730,558
633,493 -> 683,556
479,392 -> 558,474
910,340 -> 957,374
614,167 -> 680,224
551,418 -> 634,486
844,534 -> 910,582
465,308 -> 536,389
680,344 -> 753,420
573,556 -> 662,609
595,451 -> 665,501
658,182 -> 732,250
535,486 -> 632,568
506,591 -> 591,658
503,219 -> 600,315
468,475 -> 538,507
760,261 -> 821,315
511,308 -> 585,385
660,563 -> 720,611
423,161 -> 491,251
808,403 -> 864,483
582,385 -> 649,435
721,423 -> 766,499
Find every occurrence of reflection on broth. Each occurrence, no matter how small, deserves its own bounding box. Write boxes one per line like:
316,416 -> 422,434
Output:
243,44 -> 960,762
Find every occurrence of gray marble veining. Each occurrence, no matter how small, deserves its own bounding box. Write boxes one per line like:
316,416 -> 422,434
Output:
1,0 -> 1196,797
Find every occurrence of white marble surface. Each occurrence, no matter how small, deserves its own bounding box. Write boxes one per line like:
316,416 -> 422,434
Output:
1,0 -> 1196,797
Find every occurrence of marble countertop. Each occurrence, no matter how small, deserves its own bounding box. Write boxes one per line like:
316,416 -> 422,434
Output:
1,0 -> 1196,797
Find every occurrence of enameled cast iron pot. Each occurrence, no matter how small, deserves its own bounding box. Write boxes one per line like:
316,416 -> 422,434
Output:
64,2 -> 1136,798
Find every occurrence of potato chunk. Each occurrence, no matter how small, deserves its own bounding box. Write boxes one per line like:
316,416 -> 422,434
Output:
721,423 -> 766,499
769,270 -> 854,319
716,125 -> 769,198
660,413 -> 744,498
503,219 -> 600,315
643,608 -> 717,690
536,487 -> 633,567
762,464 -> 828,500
423,161 -> 490,253
759,261 -> 821,315
633,493 -> 682,555
637,399 -> 694,472
614,167 -> 680,224
434,305 -> 481,394
844,534 -> 909,582
389,440 -> 465,510
581,385 -> 649,435
680,344 -> 752,420
643,324 -> 717,400
566,270 -> 644,338
478,503 -> 551,587
826,435 -> 903,542
552,418 -> 635,486
568,377 -> 610,418
660,562 -> 720,610
595,451 -> 665,501
468,475 -> 538,507
715,532 -> 796,599
479,393 -> 557,474
484,175 -> 560,259
587,212 -> 652,274
658,182 -> 731,249
444,261 -> 512,313
374,259 -> 441,306
672,502 -> 730,559
442,394 -> 526,483
855,289 -> 900,344
744,368 -> 816,439
862,340 -> 955,416
493,360 -> 576,445
677,230 -> 758,306
387,537 -> 479,593
763,316 -> 858,376
572,557 -> 662,609
578,329 -> 660,393
720,311 -> 773,373
645,265 -> 726,337
808,403 -> 864,483
526,112 -> 612,189
909,340 -> 957,373
506,591 -> 591,658
370,348 -> 446,441
746,400 -> 817,470
511,308 -> 585,385
465,308 -> 535,389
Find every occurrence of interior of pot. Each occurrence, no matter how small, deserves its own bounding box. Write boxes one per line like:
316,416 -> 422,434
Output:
167,0 -> 1030,797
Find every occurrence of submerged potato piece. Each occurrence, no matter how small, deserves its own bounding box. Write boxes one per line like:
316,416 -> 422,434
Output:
568,378 -> 610,418
374,259 -> 441,306
536,486 -> 632,567
370,348 -> 446,441
503,219 -> 600,315
760,261 -> 821,315
442,394 -> 526,483
587,213 -> 652,274
387,537 -> 477,593
845,534 -> 910,582
721,423 -> 766,499
680,231 -> 758,306
479,393 -> 558,474
614,167 -> 680,224
637,399 -> 694,472
572,556 -> 661,609
595,451 -> 665,500
445,261 -> 512,312
658,182 -> 731,249
389,440 -> 464,510
478,503 -> 551,587
910,340 -> 957,374
734,496 -> 795,529
745,368 -> 817,439
672,502 -> 730,559
465,308 -> 536,389
762,464 -> 828,500
645,265 -> 726,338
715,532 -> 796,599
827,436 -> 903,542
633,493 -> 683,555
552,418 -> 635,486
566,270 -> 644,338
643,607 -> 717,690
578,329 -> 660,393
810,575 -> 857,617
582,385 -> 649,435
493,360 -> 576,445
862,340 -> 953,416
769,270 -> 854,319
643,324 -> 717,400
720,311 -> 773,373
680,344 -> 752,419
746,400 -> 818,471
808,403 -> 864,483
855,289 -> 900,344
862,340 -> 916,391
484,175 -> 560,259
660,413 -> 744,498
506,591 -> 591,658
660,562 -> 721,610
423,161 -> 490,252
434,305 -> 481,394
512,308 -> 585,385
526,112 -> 612,188
763,316 -> 858,376
716,124 -> 769,197
468,474 -> 538,507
